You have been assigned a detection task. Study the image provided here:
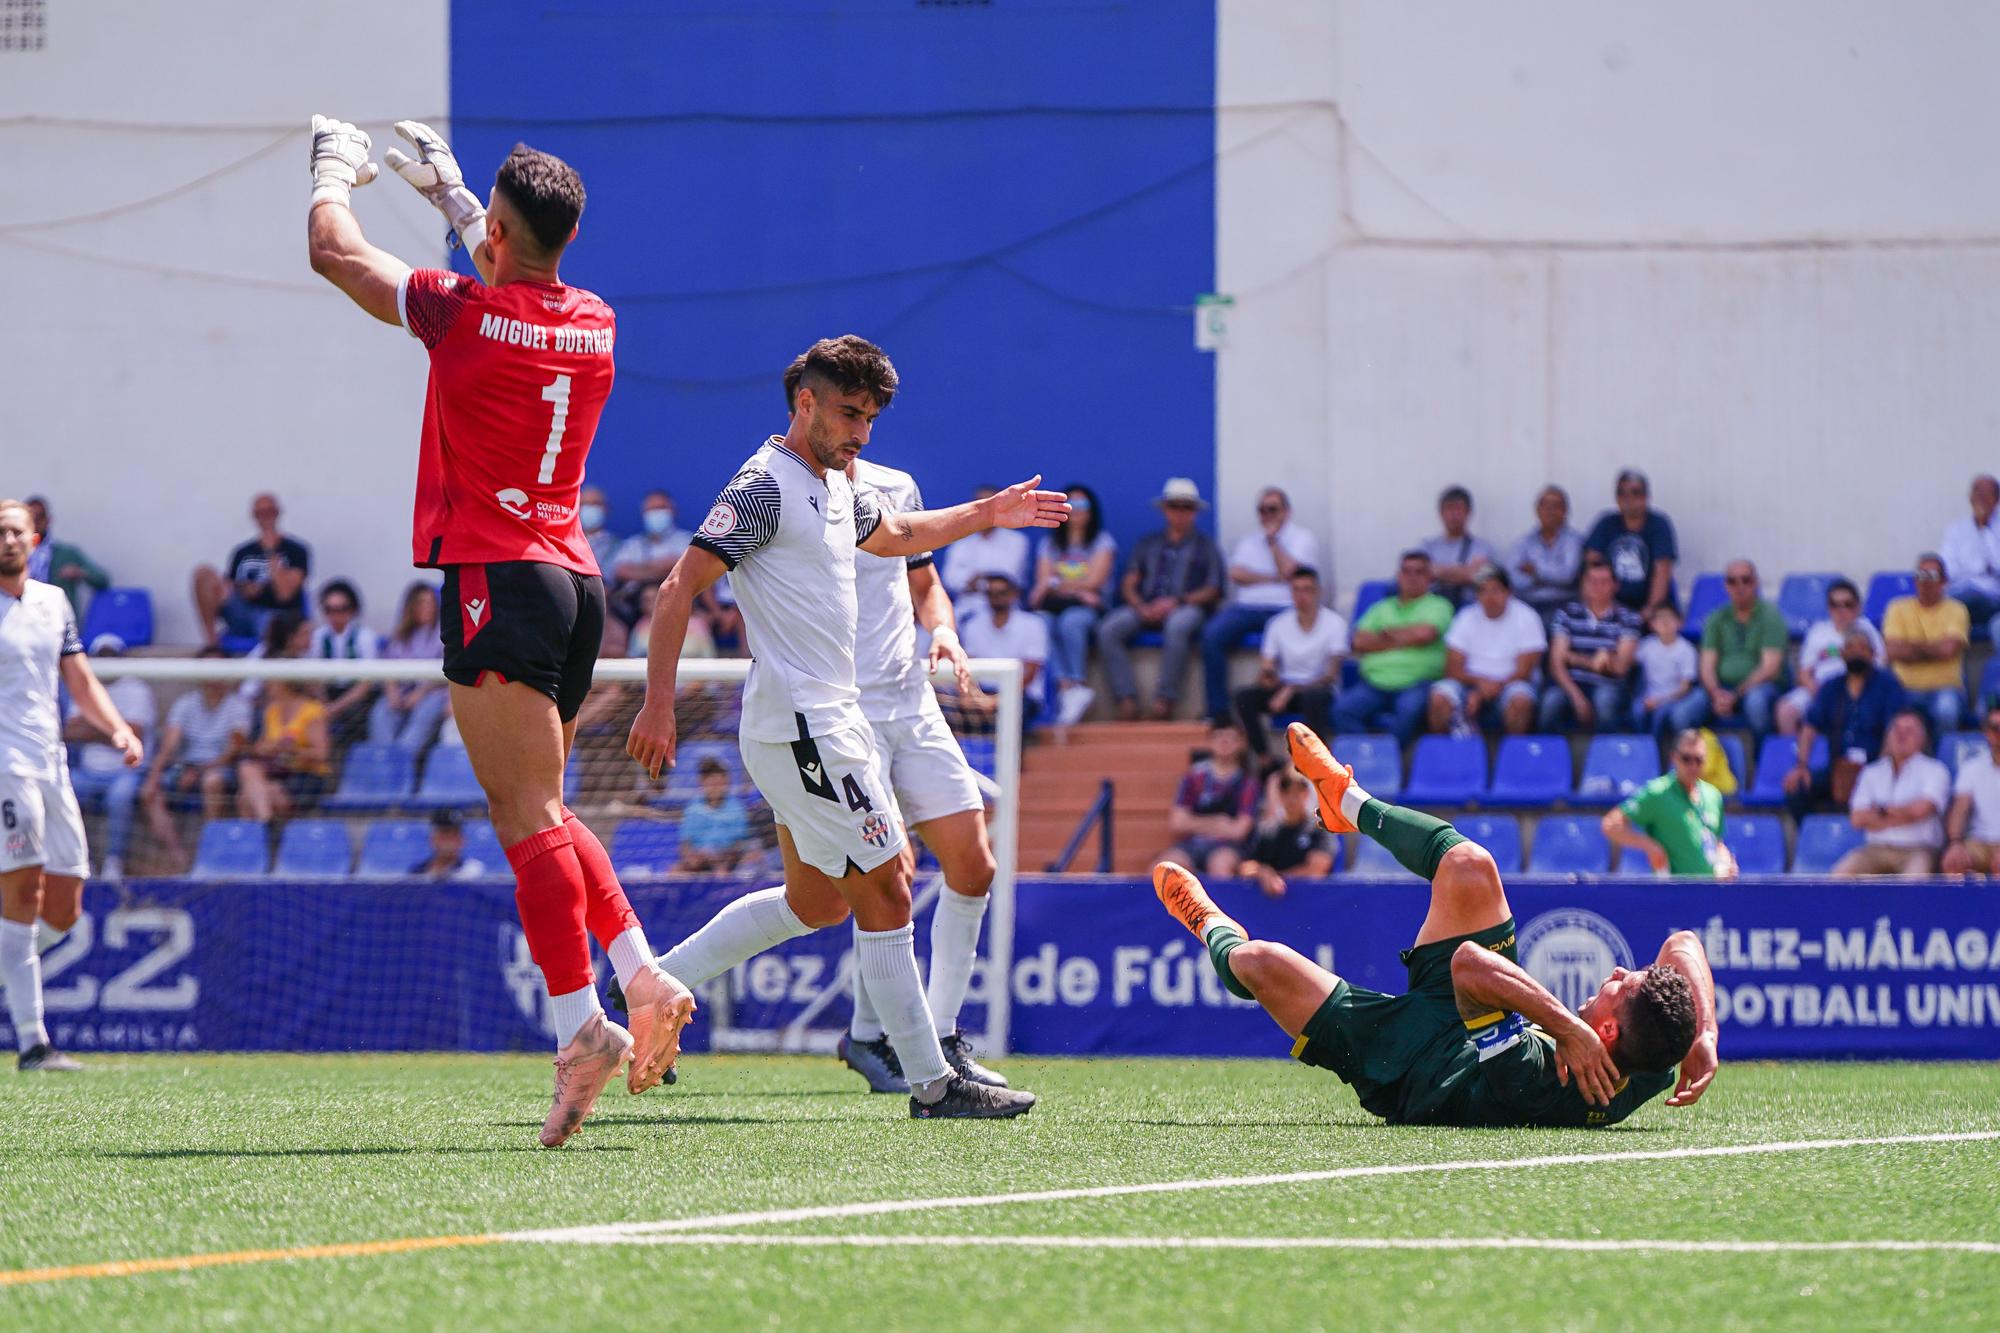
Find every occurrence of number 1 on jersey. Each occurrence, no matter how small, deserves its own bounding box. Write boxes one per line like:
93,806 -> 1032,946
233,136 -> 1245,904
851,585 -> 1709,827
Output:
538,374 -> 572,484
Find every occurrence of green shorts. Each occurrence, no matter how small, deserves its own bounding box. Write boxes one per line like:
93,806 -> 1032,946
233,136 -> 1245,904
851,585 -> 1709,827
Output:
1291,917 -> 1517,1122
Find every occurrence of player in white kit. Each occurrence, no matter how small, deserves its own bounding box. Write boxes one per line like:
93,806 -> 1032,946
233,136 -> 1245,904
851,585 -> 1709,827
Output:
0,499 -> 144,1071
627,336 -> 1065,1118
837,452 -> 1008,1090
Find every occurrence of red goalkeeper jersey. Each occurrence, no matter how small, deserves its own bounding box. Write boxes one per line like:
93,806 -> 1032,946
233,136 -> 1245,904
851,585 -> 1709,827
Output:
398,268 -> 616,574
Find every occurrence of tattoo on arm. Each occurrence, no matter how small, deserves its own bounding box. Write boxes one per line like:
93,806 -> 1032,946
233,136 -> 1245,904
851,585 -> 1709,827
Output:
893,516 -> 914,543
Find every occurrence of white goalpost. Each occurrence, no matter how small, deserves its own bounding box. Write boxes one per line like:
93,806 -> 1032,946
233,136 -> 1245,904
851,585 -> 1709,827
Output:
88,654 -> 1025,1059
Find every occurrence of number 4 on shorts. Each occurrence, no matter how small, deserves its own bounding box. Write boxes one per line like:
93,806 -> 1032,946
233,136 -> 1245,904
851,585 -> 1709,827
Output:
841,775 -> 874,813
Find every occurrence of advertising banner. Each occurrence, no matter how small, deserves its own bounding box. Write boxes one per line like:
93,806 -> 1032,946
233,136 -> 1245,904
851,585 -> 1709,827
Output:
21,878 -> 1999,1061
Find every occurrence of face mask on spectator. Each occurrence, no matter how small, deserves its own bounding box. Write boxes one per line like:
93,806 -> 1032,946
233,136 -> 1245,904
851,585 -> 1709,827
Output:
1845,653 -> 1873,677
643,508 -> 674,536
580,503 -> 605,531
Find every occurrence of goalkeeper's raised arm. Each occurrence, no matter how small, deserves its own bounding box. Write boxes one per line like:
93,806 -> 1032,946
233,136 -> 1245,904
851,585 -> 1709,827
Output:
305,114 -> 408,325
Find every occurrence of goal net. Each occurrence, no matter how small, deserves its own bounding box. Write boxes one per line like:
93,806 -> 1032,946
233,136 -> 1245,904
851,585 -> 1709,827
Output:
82,654 -> 1024,1059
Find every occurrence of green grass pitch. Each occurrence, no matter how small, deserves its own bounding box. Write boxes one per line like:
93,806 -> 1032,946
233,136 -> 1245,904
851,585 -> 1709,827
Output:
2,1055 -> 1996,1329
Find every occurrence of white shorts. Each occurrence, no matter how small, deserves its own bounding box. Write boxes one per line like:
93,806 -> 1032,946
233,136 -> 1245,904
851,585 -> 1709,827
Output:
0,769 -> 90,878
871,706 -> 988,829
742,723 -> 906,877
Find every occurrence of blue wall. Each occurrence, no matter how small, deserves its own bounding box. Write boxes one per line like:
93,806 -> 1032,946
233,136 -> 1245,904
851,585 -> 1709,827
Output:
450,0 -> 1217,558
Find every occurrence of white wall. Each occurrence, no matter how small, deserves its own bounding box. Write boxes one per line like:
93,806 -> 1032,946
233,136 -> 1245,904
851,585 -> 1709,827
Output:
1218,0 -> 2000,608
1,1 -> 449,642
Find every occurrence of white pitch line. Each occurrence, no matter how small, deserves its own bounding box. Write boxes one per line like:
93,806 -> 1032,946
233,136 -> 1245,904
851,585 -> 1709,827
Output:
502,1130 -> 2000,1246
560,1233 -> 2000,1255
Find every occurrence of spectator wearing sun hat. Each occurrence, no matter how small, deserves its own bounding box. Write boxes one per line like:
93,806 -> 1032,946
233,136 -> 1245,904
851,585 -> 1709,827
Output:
1095,477 -> 1225,720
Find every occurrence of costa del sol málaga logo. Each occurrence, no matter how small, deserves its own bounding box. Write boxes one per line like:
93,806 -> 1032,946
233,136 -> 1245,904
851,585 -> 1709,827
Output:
1518,908 -> 1635,1014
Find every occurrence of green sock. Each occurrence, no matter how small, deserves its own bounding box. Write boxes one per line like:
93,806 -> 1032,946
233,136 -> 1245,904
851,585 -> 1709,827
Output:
1357,798 -> 1466,880
1203,924 -> 1255,1000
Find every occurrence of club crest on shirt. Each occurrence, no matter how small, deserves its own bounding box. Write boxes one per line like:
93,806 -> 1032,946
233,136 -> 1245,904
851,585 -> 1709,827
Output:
700,502 -> 737,538
860,811 -> 891,848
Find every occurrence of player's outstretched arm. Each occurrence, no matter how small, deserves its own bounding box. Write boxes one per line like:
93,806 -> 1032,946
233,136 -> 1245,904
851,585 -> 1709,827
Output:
860,476 -> 1069,559
59,654 -> 142,769
1657,930 -> 1720,1106
305,115 -> 409,326
627,547 -> 728,780
1450,942 -> 1622,1107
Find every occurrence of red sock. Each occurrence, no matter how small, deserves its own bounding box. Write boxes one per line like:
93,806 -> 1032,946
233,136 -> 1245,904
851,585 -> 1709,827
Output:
505,823 -> 594,995
564,808 -> 641,948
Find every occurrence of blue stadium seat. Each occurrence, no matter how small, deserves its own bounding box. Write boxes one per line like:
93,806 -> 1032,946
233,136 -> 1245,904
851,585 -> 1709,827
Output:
410,745 -> 485,809
274,820 -> 353,878
1349,836 -> 1421,880
1741,735 -> 1828,807
1863,571 -> 1914,627
459,819 -> 505,874
564,748 -> 584,802
959,735 -> 998,778
1682,573 -> 1728,641
191,820 -> 269,880
1940,731 -> 1985,777
1725,814 -> 1786,875
1793,814 -> 1864,874
1573,735 -> 1658,806
1485,736 -> 1572,807
611,820 -> 682,880
1613,845 -> 1655,877
1455,813 -> 1523,871
80,586 -> 154,649
322,743 -> 415,812
1330,734 -> 1401,799
1399,735 -> 1487,806
1777,573 -> 1841,640
357,819 -> 430,878
1528,814 -> 1609,874
1351,580 -> 1393,624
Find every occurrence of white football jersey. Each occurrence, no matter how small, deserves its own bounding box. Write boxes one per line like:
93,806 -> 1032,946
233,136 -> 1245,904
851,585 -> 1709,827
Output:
850,459 -> 940,723
0,579 -> 83,780
691,438 -> 885,742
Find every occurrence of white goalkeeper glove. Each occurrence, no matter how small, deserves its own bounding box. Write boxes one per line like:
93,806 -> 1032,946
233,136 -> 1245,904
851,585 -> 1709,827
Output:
308,114 -> 378,211
384,120 -> 488,254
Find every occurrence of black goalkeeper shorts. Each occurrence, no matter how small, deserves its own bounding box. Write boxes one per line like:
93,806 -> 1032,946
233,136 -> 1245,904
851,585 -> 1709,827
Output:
439,561 -> 606,723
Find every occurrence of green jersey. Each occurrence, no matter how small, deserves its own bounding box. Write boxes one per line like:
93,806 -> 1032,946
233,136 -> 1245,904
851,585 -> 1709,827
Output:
1354,593 -> 1455,690
1293,918 -> 1675,1128
1618,772 -> 1726,876
1701,600 -> 1787,688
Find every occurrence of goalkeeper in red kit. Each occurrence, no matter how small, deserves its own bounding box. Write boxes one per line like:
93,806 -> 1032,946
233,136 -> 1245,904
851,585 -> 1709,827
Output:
305,115 -> 692,1147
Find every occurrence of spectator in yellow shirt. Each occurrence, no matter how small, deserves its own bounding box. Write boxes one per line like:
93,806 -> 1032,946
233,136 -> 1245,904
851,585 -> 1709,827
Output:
1883,553 -> 1969,738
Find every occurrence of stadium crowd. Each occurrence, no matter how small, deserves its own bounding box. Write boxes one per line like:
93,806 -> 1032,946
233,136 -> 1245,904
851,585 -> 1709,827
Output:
28,466 -> 2000,882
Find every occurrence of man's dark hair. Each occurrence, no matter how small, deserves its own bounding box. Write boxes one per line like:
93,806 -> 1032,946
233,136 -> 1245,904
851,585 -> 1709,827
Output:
1671,727 -> 1706,754
783,352 -> 809,411
792,335 -> 898,410
319,578 -> 360,611
493,144 -> 586,253
1827,576 -> 1859,603
1398,548 -> 1432,567
698,757 -> 727,777
1917,551 -> 1947,578
1614,963 -> 1697,1074
1439,484 -> 1472,510
1616,468 -> 1650,496
1290,565 -> 1321,584
430,809 -> 464,832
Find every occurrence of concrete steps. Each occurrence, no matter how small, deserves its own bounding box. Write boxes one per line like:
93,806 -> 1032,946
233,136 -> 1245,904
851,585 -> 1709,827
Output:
1017,721 -> 1206,873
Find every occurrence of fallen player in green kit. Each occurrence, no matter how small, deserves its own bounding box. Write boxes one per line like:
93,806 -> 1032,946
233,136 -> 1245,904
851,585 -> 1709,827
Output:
1151,723 -> 1719,1127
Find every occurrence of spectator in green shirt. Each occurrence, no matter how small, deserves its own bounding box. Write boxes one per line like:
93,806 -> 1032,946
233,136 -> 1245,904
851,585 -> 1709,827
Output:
1664,559 -> 1788,741
1331,550 -> 1455,742
1602,729 -> 1739,878
24,495 -> 111,615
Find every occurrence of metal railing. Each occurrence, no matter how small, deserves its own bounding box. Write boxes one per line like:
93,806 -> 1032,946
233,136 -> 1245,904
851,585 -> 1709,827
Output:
1045,779 -> 1114,873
